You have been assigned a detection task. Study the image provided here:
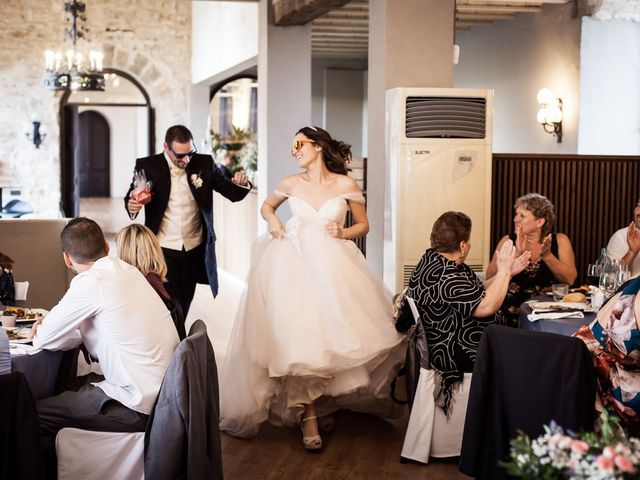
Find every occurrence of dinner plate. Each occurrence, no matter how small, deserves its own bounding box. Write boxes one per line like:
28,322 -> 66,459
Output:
6,327 -> 32,344
15,308 -> 48,323
528,301 -> 594,312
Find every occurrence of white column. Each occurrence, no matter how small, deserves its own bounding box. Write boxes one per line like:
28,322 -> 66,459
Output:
578,17 -> 640,155
257,0 -> 312,230
188,83 -> 211,153
367,0 -> 455,277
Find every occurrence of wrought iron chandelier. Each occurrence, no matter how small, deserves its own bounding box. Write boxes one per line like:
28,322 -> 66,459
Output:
44,0 -> 105,91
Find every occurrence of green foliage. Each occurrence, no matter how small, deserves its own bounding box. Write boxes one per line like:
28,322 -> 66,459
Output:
210,126 -> 257,178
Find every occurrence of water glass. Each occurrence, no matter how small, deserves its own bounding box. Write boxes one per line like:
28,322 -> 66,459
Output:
552,283 -> 569,302
617,264 -> 631,286
599,271 -> 618,295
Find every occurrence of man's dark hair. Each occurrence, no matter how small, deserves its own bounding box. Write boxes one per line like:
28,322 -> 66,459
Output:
60,217 -> 107,263
165,125 -> 193,145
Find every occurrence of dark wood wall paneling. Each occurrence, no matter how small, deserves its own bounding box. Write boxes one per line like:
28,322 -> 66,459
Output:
491,154 -> 640,285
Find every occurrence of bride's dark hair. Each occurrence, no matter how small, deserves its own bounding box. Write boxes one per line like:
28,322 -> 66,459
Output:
296,126 -> 351,175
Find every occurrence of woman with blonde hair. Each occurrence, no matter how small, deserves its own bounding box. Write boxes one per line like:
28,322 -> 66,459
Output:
486,192 -> 577,325
116,224 -> 185,339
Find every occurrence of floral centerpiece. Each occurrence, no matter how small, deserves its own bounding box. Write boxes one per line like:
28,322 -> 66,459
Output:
501,412 -> 640,479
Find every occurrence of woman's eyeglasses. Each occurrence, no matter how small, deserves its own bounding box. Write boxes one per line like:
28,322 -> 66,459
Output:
170,146 -> 197,160
291,139 -> 315,155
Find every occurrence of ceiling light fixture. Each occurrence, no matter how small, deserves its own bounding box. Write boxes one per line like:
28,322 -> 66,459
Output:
44,0 -> 105,92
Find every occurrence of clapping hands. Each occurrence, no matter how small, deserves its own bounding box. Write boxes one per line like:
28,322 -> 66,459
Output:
627,222 -> 640,253
496,239 -> 518,274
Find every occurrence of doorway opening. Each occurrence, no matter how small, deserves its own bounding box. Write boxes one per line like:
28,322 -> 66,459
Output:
59,69 -> 153,233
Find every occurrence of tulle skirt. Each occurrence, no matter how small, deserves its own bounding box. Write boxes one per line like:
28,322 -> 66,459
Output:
220,222 -> 405,437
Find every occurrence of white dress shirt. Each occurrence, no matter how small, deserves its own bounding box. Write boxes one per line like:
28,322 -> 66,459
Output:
33,257 -> 179,414
607,227 -> 640,276
157,153 -> 203,251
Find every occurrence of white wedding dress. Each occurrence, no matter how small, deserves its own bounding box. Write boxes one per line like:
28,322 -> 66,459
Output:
219,191 -> 405,437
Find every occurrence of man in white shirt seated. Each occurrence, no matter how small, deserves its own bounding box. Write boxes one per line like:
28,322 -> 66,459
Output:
607,198 -> 640,276
31,217 -> 179,476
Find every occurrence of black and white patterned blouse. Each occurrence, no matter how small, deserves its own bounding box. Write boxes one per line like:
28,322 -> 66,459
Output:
407,248 -> 498,413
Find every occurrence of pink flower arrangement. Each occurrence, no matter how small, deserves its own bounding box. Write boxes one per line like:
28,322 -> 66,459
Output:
502,412 -> 640,479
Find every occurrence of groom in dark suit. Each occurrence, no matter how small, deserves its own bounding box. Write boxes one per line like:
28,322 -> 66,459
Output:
125,125 -> 251,318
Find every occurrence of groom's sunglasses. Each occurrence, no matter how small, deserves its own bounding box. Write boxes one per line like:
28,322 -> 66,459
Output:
170,146 -> 197,160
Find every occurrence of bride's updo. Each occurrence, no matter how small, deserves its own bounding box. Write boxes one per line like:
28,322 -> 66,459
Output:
296,126 -> 351,175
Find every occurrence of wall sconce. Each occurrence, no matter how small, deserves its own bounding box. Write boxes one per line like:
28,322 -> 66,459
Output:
26,121 -> 46,149
536,88 -> 563,143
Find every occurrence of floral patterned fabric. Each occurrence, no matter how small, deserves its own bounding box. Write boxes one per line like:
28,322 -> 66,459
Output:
574,276 -> 640,435
500,232 -> 559,326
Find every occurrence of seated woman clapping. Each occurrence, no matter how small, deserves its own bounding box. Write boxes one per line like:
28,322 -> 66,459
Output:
486,193 -> 577,325
406,211 -> 527,413
116,224 -> 185,339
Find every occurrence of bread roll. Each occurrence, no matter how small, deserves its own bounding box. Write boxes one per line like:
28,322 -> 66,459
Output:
563,292 -> 587,303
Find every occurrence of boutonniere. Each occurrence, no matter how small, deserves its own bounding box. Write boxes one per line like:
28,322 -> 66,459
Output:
190,172 -> 203,189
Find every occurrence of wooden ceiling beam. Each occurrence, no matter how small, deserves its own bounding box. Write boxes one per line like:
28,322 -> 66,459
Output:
273,0 -> 353,26
456,13 -> 514,20
457,4 -> 541,13
312,32 -> 369,38
314,17 -> 369,25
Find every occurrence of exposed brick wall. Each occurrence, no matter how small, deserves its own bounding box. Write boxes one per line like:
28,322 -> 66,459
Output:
0,0 -> 191,213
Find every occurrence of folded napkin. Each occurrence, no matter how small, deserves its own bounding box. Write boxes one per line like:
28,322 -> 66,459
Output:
9,343 -> 42,356
528,310 -> 585,322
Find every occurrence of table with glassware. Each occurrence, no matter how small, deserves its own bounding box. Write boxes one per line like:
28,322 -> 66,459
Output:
518,296 -> 596,337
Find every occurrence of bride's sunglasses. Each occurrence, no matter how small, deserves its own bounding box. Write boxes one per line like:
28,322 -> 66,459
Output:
291,139 -> 315,155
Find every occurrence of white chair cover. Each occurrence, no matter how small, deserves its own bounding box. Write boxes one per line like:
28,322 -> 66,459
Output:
401,369 -> 472,463
401,296 -> 472,463
14,281 -> 29,301
56,428 -> 144,480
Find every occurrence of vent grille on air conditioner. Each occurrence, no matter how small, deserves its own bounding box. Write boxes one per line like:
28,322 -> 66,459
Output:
405,96 -> 486,139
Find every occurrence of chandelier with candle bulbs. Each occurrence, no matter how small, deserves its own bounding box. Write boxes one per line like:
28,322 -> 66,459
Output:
44,0 -> 105,91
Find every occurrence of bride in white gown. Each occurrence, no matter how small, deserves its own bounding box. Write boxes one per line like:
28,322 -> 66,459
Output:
219,126 -> 404,450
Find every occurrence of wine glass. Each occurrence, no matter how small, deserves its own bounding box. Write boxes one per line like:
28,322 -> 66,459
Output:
599,270 -> 618,295
586,264 -> 601,286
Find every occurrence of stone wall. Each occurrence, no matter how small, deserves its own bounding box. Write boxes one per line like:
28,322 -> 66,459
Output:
0,0 -> 191,213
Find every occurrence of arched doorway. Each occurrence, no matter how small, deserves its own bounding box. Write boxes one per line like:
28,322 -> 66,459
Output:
78,111 -> 110,197
59,69 -> 153,217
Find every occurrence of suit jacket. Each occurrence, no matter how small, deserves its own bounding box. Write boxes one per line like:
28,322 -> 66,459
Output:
125,152 -> 251,297
144,320 -> 223,480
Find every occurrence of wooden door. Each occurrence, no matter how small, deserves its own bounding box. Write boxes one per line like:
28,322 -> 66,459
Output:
78,111 -> 110,197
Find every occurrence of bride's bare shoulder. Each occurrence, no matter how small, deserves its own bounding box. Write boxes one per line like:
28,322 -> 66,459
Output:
276,174 -> 305,193
335,174 -> 360,193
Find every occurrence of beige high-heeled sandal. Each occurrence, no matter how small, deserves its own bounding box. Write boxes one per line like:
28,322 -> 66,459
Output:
300,416 -> 323,451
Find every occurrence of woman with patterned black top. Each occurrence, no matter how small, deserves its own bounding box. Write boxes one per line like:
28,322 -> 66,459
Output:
407,211 -> 528,414
486,193 -> 577,326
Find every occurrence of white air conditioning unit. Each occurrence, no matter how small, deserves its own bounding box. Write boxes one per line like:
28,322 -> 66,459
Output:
383,87 -> 493,293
